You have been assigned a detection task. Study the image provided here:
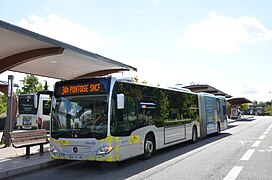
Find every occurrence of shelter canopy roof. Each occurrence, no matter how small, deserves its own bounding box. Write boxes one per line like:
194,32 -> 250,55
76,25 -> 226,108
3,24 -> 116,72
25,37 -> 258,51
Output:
183,84 -> 232,98
227,98 -> 252,105
0,20 -> 136,80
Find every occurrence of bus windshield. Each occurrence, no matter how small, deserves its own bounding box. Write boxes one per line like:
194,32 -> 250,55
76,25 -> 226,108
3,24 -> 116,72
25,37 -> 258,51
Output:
51,95 -> 108,139
18,94 -> 37,114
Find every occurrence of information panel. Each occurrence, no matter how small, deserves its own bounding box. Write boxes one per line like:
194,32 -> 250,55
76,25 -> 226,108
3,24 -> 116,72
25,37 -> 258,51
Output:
55,81 -> 106,96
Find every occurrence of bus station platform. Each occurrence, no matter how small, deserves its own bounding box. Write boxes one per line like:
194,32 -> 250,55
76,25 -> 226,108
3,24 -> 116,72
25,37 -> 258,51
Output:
0,143 -> 65,179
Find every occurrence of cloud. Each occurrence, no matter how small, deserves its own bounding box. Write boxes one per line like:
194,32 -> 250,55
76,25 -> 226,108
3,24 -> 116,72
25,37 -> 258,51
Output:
181,12 -> 272,54
152,0 -> 160,5
121,57 -> 176,87
17,12 -> 119,52
241,85 -> 258,94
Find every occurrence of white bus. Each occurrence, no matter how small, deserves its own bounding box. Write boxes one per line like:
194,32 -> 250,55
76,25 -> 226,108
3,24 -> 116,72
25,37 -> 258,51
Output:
16,91 -> 52,130
50,77 -> 227,162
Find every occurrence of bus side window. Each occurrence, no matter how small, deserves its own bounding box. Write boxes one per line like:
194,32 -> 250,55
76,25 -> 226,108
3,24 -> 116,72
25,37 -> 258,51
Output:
43,100 -> 51,115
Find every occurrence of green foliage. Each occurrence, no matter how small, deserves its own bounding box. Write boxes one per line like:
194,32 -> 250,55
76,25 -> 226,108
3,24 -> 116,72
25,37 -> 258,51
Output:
43,80 -> 49,91
132,77 -> 139,83
252,100 -> 258,108
0,94 -> 7,114
0,116 -> 6,130
240,103 -> 249,111
16,74 -> 43,94
159,91 -> 170,120
132,77 -> 148,84
264,105 -> 272,115
226,101 -> 230,108
257,101 -> 266,107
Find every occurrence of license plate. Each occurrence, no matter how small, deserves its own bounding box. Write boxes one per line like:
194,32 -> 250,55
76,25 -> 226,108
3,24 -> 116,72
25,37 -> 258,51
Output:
69,155 -> 83,160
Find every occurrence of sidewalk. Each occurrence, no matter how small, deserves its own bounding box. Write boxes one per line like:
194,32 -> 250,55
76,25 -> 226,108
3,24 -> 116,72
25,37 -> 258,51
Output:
0,143 -> 65,179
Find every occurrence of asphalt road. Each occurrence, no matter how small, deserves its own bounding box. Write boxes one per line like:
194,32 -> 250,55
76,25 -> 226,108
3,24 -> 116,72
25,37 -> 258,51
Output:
10,116 -> 272,180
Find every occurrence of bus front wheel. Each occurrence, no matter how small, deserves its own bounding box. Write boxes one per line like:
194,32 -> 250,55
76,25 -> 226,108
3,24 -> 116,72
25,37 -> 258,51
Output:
143,133 -> 155,160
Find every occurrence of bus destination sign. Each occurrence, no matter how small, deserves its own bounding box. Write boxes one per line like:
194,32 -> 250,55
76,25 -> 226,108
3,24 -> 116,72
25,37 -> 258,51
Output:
57,83 -> 106,96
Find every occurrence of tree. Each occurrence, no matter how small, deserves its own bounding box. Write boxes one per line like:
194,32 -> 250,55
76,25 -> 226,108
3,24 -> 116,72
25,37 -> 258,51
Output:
240,103 -> 249,111
43,80 -> 49,91
0,93 -> 7,114
264,105 -> 272,115
132,76 -> 148,84
252,101 -> 258,108
16,74 -> 43,94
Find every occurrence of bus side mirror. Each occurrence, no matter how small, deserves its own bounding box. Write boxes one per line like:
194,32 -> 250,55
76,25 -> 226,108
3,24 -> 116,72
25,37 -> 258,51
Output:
117,94 -> 124,109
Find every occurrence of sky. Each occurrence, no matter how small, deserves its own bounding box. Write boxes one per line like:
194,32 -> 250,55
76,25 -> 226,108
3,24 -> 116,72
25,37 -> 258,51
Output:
1,0 -> 272,102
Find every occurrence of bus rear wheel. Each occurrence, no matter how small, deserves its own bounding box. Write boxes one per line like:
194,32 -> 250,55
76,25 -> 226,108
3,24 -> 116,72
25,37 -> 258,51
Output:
143,134 -> 155,160
217,123 -> 221,135
191,126 -> 197,144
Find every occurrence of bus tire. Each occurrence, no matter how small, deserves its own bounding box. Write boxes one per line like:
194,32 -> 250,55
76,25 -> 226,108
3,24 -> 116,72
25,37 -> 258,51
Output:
143,133 -> 155,160
217,122 -> 221,135
191,126 -> 197,144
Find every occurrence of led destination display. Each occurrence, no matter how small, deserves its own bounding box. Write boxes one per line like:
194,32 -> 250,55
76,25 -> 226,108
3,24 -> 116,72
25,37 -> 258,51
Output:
55,82 -> 106,96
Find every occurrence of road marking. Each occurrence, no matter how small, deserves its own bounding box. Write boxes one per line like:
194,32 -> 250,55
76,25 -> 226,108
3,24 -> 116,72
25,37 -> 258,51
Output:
223,166 -> 243,180
240,149 -> 255,161
258,135 -> 266,140
258,146 -> 272,153
263,131 -> 269,135
239,140 -> 253,145
268,124 -> 272,129
252,140 -> 261,147
0,158 -> 11,163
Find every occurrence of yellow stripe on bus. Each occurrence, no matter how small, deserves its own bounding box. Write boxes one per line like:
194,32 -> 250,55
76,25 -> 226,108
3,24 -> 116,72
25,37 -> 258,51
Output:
97,157 -> 104,161
106,156 -> 113,162
50,154 -> 58,159
50,137 -> 57,142
106,136 -> 113,143
88,156 -> 95,161
97,139 -> 104,143
115,145 -> 119,152
130,135 -> 140,144
59,140 -> 70,146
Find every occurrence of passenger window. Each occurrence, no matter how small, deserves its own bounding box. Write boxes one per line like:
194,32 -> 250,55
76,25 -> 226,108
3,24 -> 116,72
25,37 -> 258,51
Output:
43,100 -> 51,115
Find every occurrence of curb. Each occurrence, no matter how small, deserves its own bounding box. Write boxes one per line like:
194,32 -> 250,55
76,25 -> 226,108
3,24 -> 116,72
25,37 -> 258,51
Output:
0,158 -> 66,179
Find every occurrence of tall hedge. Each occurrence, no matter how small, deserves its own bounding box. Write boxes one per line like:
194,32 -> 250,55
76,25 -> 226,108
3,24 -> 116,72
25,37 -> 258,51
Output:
0,116 -> 6,130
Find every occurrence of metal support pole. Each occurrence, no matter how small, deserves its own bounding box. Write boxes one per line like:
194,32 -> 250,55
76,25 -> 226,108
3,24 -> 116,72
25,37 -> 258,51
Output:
3,75 -> 14,147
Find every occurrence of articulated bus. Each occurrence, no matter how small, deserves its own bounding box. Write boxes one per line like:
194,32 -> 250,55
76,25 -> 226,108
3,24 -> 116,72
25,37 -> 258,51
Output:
50,77 -> 227,162
16,91 -> 52,130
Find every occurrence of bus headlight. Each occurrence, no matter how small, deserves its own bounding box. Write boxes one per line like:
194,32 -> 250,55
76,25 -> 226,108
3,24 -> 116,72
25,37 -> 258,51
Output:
97,145 -> 113,155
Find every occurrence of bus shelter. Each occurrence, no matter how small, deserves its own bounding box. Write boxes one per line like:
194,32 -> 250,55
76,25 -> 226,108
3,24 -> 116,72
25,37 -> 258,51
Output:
0,20 -> 137,146
227,97 -> 252,119
183,84 -> 232,98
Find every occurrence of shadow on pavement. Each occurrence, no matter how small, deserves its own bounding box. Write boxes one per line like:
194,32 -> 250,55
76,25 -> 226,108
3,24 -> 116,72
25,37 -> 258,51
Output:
227,124 -> 237,129
33,132 -> 232,180
236,117 -> 256,122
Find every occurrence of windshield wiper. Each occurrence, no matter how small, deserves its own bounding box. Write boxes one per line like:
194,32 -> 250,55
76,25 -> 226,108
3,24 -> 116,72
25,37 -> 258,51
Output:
51,130 -> 72,139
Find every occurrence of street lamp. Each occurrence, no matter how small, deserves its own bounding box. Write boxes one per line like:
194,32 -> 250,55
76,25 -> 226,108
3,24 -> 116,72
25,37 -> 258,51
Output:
269,92 -> 271,102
